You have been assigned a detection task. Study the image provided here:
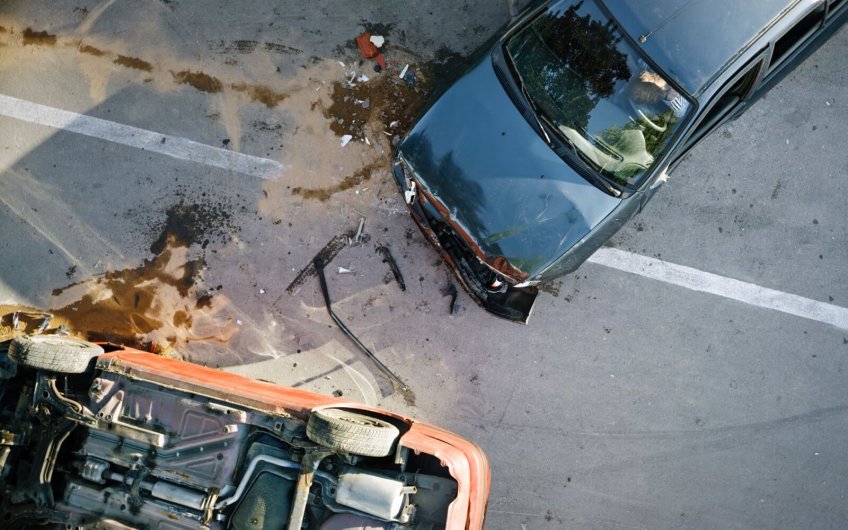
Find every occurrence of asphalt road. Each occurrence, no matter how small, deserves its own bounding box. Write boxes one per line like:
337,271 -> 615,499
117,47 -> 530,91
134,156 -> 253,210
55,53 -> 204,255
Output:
1,2 -> 846,528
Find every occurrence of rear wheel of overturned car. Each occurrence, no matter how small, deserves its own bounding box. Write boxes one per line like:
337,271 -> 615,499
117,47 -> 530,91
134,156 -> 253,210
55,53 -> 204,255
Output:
306,408 -> 400,457
8,334 -> 104,373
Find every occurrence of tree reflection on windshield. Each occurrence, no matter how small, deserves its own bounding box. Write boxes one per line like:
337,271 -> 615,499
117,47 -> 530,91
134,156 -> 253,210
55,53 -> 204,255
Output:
506,0 -> 690,187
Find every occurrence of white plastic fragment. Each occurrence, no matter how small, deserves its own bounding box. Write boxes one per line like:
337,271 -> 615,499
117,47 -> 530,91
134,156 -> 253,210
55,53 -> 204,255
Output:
357,73 -> 370,83
364,137 -> 371,145
369,35 -> 385,48
259,288 -> 266,294
338,266 -> 356,274
236,320 -> 243,326
341,134 -> 353,147
338,61 -> 346,68
354,217 -> 366,243
399,64 -> 409,79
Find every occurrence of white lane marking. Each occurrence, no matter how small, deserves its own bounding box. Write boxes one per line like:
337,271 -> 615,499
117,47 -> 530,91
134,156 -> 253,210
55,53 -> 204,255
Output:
588,247 -> 848,330
0,94 -> 284,179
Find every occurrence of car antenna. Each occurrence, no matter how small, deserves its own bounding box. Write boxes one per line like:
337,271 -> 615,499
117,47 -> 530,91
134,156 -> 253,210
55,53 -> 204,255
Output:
639,0 -> 699,43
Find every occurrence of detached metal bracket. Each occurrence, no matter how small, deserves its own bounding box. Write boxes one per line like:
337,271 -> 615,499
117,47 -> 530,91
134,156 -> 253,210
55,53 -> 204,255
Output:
313,257 -> 410,393
12,311 -> 53,334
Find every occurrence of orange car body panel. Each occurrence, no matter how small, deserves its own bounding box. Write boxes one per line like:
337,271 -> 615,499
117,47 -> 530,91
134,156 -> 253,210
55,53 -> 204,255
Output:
97,348 -> 490,529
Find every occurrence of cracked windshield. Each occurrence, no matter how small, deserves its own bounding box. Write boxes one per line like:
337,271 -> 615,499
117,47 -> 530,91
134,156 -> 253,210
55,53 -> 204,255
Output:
506,0 -> 691,186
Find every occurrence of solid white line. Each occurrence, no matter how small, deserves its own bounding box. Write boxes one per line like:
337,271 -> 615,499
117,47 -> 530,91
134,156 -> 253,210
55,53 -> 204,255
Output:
588,247 -> 848,330
0,94 -> 284,179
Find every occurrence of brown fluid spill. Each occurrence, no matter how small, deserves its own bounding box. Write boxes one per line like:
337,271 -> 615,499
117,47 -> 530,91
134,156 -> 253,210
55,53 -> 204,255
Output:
0,26 -> 8,34
231,83 -> 287,108
322,75 -> 424,140
114,54 -> 153,72
79,44 -> 106,56
278,71 -> 427,203
172,70 -> 223,93
44,241 -> 239,353
22,28 -> 56,46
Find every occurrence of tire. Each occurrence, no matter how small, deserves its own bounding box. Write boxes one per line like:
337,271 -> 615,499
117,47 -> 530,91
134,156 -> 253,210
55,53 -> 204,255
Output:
306,408 -> 399,457
8,335 -> 103,373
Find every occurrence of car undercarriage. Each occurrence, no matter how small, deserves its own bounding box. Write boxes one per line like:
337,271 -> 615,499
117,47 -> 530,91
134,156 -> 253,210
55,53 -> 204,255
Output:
0,336 -> 461,529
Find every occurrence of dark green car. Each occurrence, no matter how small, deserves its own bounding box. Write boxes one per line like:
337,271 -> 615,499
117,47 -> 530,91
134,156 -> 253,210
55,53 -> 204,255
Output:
393,0 -> 847,322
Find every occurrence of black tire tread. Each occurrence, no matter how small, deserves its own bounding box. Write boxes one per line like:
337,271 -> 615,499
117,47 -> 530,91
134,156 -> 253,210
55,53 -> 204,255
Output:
8,335 -> 103,373
306,408 -> 399,457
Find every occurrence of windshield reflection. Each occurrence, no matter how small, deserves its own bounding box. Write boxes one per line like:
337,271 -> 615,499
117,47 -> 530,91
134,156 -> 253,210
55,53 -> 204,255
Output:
506,0 -> 690,187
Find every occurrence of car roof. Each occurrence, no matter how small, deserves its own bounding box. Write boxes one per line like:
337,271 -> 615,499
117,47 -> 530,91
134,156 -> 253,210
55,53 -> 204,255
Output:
602,0 -> 798,95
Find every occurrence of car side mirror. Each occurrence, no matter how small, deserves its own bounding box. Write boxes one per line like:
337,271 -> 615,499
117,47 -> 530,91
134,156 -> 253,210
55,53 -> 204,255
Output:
650,167 -> 670,190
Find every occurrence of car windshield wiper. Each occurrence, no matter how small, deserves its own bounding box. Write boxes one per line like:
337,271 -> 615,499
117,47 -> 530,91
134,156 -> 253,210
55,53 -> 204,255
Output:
557,131 -> 623,197
506,54 -> 554,147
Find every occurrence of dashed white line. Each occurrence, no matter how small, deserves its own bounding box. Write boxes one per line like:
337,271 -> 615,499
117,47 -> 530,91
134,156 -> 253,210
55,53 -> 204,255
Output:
588,247 -> 848,330
0,94 -> 284,179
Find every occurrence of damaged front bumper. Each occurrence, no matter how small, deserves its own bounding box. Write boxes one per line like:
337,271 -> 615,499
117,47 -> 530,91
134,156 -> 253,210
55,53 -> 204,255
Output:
392,158 -> 537,323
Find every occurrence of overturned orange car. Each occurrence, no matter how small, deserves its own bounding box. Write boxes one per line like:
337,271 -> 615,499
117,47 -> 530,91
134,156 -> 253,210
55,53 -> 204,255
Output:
0,334 -> 490,529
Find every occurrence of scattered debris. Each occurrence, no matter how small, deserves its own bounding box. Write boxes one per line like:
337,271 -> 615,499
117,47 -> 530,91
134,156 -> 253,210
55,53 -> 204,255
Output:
284,233 -> 351,295
354,217 -> 366,244
314,256 -> 411,395
258,288 -> 266,295
369,35 -> 385,48
355,31 -> 386,70
399,64 -> 409,80
376,245 -> 406,291
340,134 -> 353,147
12,311 -> 53,333
440,284 -> 459,316
337,266 -> 356,274
402,69 -> 416,88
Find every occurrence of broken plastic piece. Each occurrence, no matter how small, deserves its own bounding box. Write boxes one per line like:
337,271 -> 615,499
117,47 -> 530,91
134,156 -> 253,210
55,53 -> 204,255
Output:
441,284 -> 459,316
356,32 -> 379,59
399,64 -> 409,79
369,35 -> 385,48
338,266 -> 356,274
340,135 -> 353,147
376,245 -> 406,291
354,217 -> 366,244
403,70 -> 416,88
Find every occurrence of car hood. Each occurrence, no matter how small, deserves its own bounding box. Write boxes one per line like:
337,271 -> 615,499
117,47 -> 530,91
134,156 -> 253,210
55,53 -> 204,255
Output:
398,52 -> 621,280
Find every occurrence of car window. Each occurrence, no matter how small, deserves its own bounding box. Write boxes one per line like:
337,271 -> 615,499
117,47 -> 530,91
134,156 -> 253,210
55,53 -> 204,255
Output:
768,4 -> 825,73
677,56 -> 764,157
504,0 -> 692,188
829,0 -> 847,18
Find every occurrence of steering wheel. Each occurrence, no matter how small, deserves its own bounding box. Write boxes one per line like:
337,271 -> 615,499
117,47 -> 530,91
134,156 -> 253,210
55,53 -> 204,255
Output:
636,109 -> 667,132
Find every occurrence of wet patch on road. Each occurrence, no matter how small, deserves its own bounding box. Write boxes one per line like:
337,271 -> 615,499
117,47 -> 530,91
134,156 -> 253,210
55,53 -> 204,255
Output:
149,199 -> 237,255
114,54 -> 153,72
172,69 -> 224,93
21,28 -> 56,46
79,44 -> 106,56
292,162 -> 377,202
231,83 -> 287,108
